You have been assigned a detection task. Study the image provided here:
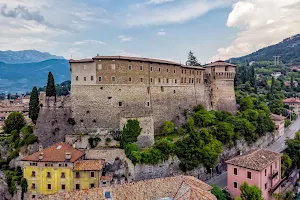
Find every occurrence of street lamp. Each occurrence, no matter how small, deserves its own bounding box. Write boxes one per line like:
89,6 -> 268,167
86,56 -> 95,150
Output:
210,168 -> 213,180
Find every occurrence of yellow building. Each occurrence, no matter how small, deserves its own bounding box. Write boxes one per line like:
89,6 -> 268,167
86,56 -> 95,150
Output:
73,159 -> 105,190
22,142 -> 85,199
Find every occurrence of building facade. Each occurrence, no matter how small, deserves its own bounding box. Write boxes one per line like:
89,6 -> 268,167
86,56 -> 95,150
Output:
271,114 -> 285,138
283,98 -> 300,115
69,56 -> 237,141
21,142 -> 106,199
226,149 -> 282,200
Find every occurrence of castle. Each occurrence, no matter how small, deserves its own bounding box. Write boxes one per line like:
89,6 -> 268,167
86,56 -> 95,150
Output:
69,56 -> 237,147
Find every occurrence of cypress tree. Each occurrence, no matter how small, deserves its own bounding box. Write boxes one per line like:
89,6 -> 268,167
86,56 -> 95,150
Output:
29,87 -> 40,124
46,72 -> 56,100
270,76 -> 275,96
291,76 -> 294,91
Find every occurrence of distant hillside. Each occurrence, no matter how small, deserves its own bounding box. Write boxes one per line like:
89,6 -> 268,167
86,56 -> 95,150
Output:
0,59 -> 70,93
231,34 -> 300,65
0,50 -> 64,64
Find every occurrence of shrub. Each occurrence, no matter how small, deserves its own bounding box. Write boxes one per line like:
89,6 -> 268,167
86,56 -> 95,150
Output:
4,112 -> 26,134
121,119 -> 141,147
161,121 -> 175,135
88,137 -> 101,149
284,119 -> 291,128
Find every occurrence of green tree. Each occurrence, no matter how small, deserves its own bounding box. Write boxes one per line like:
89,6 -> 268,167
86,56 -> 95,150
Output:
211,184 -> 227,200
270,76 -> 275,96
46,72 -> 56,100
20,178 -> 27,200
4,112 -> 26,134
186,51 -> 200,66
239,182 -> 263,200
249,65 -> 257,92
286,132 -> 300,167
193,110 -> 216,127
281,153 -> 292,177
121,119 -> 142,147
214,122 -> 235,145
239,96 -> 254,111
29,87 -> 40,124
269,99 -> 284,115
290,75 -> 295,91
161,121 -> 175,135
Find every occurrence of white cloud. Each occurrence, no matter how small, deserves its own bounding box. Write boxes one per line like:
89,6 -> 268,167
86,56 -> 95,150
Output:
126,0 -> 234,26
147,0 -> 175,4
114,49 -> 141,57
119,35 -> 133,43
213,0 -> 300,61
73,40 -> 106,45
157,29 -> 167,36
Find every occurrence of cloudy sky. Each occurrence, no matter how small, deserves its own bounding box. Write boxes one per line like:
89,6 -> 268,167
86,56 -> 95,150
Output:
0,0 -> 299,63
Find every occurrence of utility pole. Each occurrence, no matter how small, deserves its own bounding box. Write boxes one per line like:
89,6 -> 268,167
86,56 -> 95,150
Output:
273,56 -> 280,65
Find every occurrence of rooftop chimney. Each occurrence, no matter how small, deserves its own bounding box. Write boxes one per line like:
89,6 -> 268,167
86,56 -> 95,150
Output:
66,152 -> 71,160
39,145 -> 43,152
39,152 -> 44,160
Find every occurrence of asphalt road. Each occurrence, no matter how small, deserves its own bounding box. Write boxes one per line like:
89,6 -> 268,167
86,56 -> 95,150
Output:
207,117 -> 300,188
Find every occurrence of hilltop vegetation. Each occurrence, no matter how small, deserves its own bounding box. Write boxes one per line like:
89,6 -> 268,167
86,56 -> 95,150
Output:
231,34 -> 300,65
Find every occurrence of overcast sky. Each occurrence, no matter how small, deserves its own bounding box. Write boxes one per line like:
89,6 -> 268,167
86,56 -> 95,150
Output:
0,0 -> 299,63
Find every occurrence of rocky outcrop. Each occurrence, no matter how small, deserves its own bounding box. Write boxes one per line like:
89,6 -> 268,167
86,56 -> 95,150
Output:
0,172 -> 12,200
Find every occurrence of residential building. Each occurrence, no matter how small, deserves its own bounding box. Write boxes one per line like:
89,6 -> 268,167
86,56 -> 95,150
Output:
284,81 -> 298,88
226,149 -> 282,200
271,72 -> 282,79
271,114 -> 285,138
283,98 -> 300,115
21,142 -> 85,198
73,159 -> 105,190
42,175 -> 217,200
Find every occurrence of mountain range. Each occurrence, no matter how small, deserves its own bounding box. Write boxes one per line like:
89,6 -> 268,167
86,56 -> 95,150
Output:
231,34 -> 300,65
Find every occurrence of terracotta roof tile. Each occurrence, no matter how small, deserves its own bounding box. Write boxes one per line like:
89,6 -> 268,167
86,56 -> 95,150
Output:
271,114 -> 285,121
226,149 -> 281,171
21,142 -> 85,163
101,175 -> 113,181
204,60 -> 236,67
283,98 -> 300,103
74,160 -> 105,171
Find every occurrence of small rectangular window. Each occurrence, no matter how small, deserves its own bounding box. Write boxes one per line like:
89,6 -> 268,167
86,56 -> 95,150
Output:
32,171 -> 36,177
265,169 -> 267,176
90,183 -> 95,188
175,79 -> 177,84
129,77 -> 132,82
166,69 -> 169,72
234,168 -> 238,175
150,78 -> 153,83
111,64 -> 116,70
189,78 -> 191,83
128,65 -> 132,70
265,183 -> 267,190
159,68 -> 161,72
32,195 -> 36,199
112,76 -> 116,82
76,184 -> 80,190
76,76 -> 79,81
76,172 -> 80,178
47,172 -> 51,178
90,171 -> 95,178
84,77 -> 86,81
32,183 -> 36,189
234,182 -> 238,189
141,78 -> 143,82
184,78 -> 186,83
158,78 -> 161,83
247,171 -> 252,179
105,191 -> 111,199
98,76 -> 102,82
119,102 -> 122,107
150,66 -> 153,72
161,86 -> 164,92
140,65 -> 143,71
174,69 -> 176,74
147,102 -> 150,107
192,78 -> 194,83
166,79 -> 169,83
47,184 -> 52,190
98,64 -> 102,70
91,76 -> 94,81
61,172 -> 65,178
61,184 -> 66,190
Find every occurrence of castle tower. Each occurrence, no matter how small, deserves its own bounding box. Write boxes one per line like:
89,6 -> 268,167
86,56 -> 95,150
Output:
205,61 -> 237,114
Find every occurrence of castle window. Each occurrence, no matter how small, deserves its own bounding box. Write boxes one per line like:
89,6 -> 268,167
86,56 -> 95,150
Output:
175,79 -> 177,84
119,102 -> 123,107
150,66 -> 153,72
111,76 -> 116,82
32,183 -> 36,189
150,78 -> 153,83
61,184 -> 66,190
129,77 -> 132,82
98,64 -> 102,70
189,78 -> 191,83
192,78 -> 194,83
76,76 -> 79,81
147,87 -> 150,94
47,184 -> 52,190
98,76 -> 102,82
161,86 -> 164,92
90,171 -> 95,178
184,78 -> 186,83
196,78 -> 198,83
166,79 -> 169,83
128,65 -> 132,70
192,71 -> 194,74
32,171 -> 36,177
141,78 -> 143,82
91,76 -> 94,81
167,68 -> 169,72
84,77 -> 86,81
111,64 -> 116,70
147,101 -> 150,107
64,163 -> 68,167
181,77 -> 183,83
140,65 -> 143,71
159,68 -> 161,72
76,184 -> 80,190
174,69 -> 176,74
174,90 -> 176,93
158,78 -> 161,83
61,172 -> 66,178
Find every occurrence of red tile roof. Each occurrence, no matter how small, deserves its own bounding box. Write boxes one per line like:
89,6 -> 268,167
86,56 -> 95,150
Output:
21,142 -> 85,163
283,98 -> 300,103
69,58 -> 94,63
226,149 -> 281,171
101,175 -> 113,181
74,160 -> 105,171
271,114 -> 285,121
205,60 -> 236,67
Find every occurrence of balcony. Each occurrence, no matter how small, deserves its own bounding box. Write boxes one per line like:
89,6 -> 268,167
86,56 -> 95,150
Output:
269,170 -> 279,180
269,177 -> 287,194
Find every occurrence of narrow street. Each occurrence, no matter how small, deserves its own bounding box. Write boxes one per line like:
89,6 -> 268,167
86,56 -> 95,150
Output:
207,117 -> 300,188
